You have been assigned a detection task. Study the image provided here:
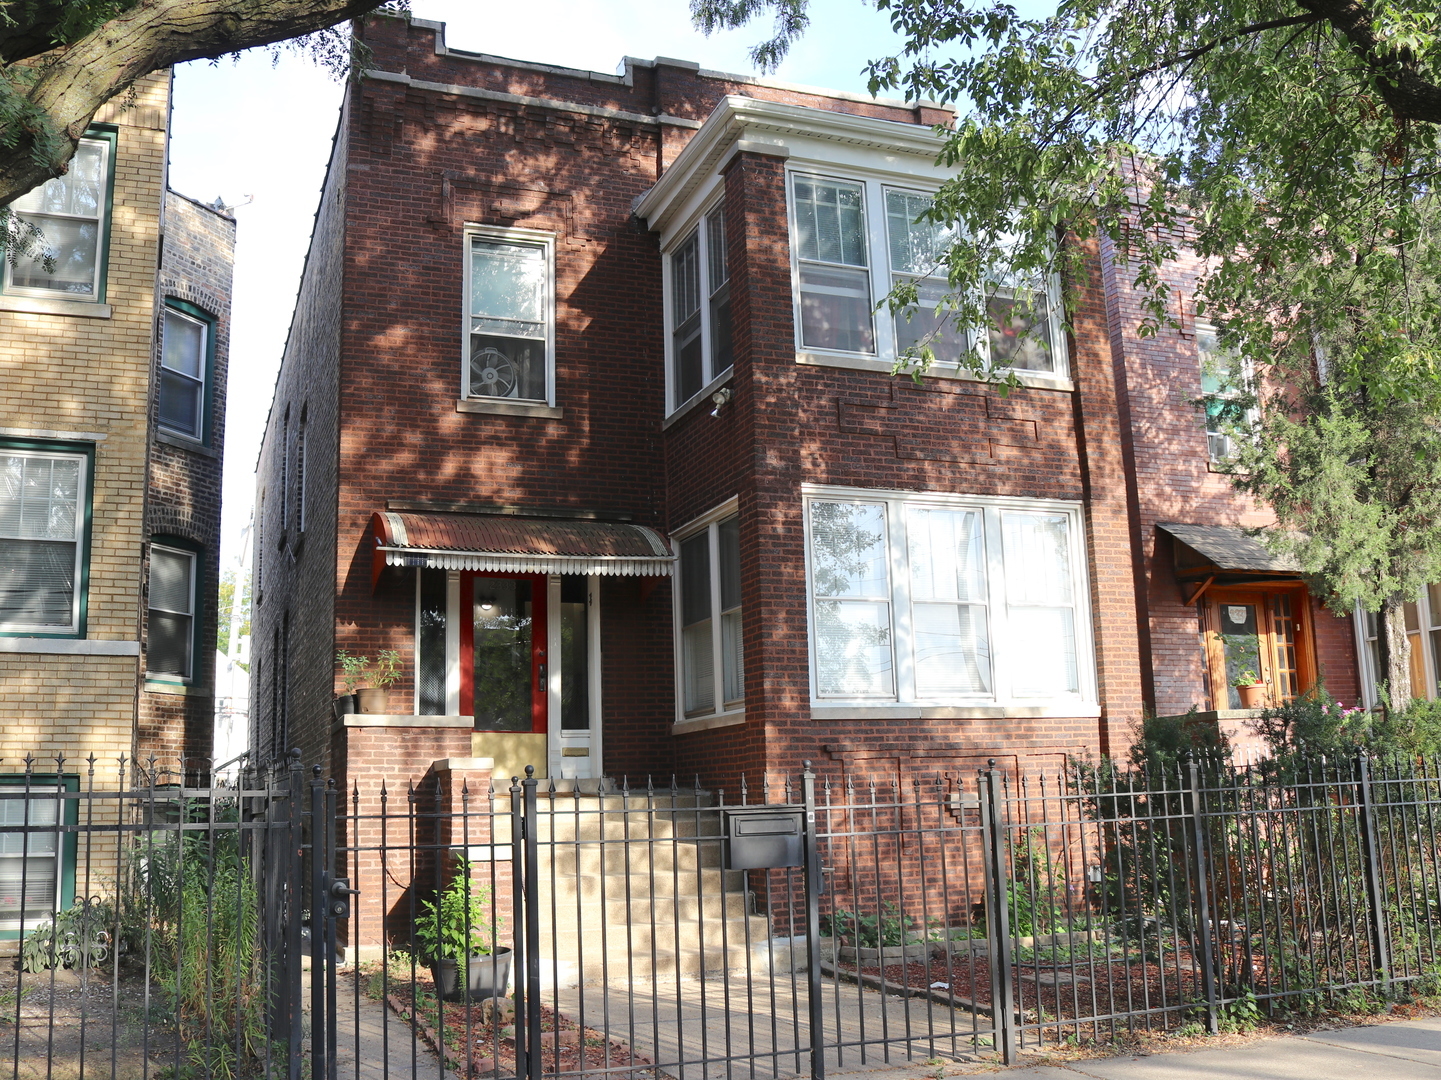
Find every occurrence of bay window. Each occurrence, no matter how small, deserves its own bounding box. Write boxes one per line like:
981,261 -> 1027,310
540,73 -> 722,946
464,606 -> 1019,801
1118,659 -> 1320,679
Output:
464,229 -> 555,405
666,206 -> 732,412
675,507 -> 743,720
788,173 -> 1068,382
0,444 -> 89,636
804,488 -> 1093,710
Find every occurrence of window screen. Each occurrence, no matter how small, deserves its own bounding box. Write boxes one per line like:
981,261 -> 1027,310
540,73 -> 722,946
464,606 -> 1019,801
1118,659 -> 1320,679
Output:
0,786 -> 61,929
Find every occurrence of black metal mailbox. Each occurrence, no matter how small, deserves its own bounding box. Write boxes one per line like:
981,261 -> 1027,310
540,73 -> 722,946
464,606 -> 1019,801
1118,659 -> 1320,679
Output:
722,807 -> 805,870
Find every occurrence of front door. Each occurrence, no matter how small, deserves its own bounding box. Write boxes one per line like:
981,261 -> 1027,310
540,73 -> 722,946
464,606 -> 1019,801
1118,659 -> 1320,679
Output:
1201,586 -> 1312,709
459,572 -> 599,781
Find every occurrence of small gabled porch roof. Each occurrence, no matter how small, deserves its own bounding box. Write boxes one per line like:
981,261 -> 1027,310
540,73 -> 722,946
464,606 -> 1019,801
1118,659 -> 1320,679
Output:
370,510 -> 674,588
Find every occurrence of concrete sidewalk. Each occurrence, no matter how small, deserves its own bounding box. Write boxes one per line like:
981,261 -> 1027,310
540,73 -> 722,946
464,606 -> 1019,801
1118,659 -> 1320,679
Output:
828,1017 -> 1441,1080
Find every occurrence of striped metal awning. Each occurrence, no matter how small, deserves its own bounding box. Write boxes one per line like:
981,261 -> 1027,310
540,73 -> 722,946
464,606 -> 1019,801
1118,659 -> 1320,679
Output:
370,510 -> 674,581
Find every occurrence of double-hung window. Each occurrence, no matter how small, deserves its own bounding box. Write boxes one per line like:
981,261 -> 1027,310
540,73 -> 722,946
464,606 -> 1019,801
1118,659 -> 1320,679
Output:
0,783 -> 67,932
788,173 -> 1068,381
1197,323 -> 1249,462
804,488 -> 1092,710
667,207 -> 732,411
2,133 -> 113,300
147,544 -> 196,681
158,303 -> 212,441
675,507 -> 743,720
464,229 -> 555,405
0,445 -> 89,636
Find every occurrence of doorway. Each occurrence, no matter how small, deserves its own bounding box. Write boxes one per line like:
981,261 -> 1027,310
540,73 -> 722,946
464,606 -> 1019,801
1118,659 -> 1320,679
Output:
458,572 -> 599,780
1200,586 -> 1314,710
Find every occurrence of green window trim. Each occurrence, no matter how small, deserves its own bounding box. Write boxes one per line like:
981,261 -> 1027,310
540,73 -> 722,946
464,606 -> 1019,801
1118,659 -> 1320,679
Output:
146,534 -> 205,684
0,437 -> 95,639
0,773 -> 79,940
159,297 -> 218,446
1,125 -> 118,305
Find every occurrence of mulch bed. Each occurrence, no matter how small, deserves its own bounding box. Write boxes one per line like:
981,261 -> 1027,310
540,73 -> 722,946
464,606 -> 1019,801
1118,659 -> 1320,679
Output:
374,970 -> 656,1079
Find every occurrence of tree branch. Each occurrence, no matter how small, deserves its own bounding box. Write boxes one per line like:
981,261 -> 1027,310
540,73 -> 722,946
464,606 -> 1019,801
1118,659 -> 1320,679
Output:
1296,0 -> 1441,123
0,0 -> 384,205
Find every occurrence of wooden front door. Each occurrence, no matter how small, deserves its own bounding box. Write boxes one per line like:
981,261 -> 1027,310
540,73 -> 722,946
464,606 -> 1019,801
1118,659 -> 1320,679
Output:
1201,586 -> 1314,709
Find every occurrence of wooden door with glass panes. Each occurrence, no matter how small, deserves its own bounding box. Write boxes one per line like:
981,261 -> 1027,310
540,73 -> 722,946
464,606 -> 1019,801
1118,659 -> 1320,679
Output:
1201,586 -> 1314,710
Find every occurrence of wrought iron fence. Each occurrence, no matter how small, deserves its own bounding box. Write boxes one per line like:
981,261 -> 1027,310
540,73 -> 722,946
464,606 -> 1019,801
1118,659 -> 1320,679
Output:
0,751 -> 1435,1080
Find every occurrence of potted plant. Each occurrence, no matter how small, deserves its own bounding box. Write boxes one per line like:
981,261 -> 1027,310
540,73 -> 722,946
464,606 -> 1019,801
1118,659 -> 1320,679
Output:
1233,670 -> 1266,709
334,649 -> 368,719
356,648 -> 401,714
415,857 -> 511,1001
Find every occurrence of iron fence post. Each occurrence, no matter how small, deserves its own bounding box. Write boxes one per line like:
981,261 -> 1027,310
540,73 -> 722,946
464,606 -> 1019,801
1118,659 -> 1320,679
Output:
981,762 -> 1015,1065
802,763 -> 825,1080
309,767 -> 328,1080
1186,756 -> 1220,1034
510,775 -> 527,1080
286,754 -> 305,1080
1356,754 -> 1392,994
523,766 -> 542,1080
323,779 -> 339,1080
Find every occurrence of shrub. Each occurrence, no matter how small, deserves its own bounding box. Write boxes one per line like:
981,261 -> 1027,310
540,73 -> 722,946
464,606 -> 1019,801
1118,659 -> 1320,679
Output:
21,899 -> 113,973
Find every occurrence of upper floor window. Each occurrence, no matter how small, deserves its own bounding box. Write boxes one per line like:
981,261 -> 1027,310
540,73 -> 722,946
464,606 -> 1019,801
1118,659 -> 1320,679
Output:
2,133 -> 114,301
1197,323 -> 1256,463
158,302 -> 213,442
674,504 -> 743,720
0,443 -> 90,636
803,487 -> 1093,708
788,173 -> 1067,382
463,229 -> 555,405
668,207 -> 733,411
147,543 -> 197,680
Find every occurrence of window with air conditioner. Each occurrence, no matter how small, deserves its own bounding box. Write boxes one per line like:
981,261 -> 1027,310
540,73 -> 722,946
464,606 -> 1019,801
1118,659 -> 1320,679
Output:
463,228 -> 556,406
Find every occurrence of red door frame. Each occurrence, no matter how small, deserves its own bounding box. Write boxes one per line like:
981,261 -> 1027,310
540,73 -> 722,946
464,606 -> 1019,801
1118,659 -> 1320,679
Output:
458,571 -> 548,733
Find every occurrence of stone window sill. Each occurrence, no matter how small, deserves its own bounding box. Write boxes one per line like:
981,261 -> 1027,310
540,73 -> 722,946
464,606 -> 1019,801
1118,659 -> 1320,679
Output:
0,295 -> 112,319
457,399 -> 563,419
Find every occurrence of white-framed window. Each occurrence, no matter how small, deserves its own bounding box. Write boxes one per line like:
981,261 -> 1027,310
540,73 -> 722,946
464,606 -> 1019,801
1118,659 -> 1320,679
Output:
1197,323 -> 1250,463
666,206 -> 733,412
462,227 -> 556,406
787,172 -> 1068,382
803,486 -> 1094,708
0,447 -> 87,636
158,305 -> 209,440
2,134 -> 111,300
1354,585 -> 1441,708
147,544 -> 196,680
673,500 -> 743,720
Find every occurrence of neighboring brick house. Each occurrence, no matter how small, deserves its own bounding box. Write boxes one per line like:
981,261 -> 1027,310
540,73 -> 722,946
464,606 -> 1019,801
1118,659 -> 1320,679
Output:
0,71 -> 234,930
251,11 -> 1366,793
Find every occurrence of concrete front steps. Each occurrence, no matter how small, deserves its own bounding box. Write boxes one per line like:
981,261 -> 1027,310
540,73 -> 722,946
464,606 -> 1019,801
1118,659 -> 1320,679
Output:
500,789 -> 783,987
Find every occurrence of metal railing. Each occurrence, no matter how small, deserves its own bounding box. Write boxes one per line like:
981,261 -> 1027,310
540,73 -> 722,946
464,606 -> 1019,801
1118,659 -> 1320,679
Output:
0,751 -> 1435,1080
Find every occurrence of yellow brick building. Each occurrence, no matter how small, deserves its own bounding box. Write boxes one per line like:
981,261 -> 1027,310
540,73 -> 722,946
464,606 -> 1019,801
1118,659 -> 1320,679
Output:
0,72 -> 235,932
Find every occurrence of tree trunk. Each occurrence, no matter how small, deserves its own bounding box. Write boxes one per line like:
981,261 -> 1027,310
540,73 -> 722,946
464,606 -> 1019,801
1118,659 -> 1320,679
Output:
1376,593 -> 1413,709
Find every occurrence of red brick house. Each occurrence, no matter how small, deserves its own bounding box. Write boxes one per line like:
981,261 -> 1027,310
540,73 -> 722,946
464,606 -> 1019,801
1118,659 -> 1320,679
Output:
250,11 -> 1360,790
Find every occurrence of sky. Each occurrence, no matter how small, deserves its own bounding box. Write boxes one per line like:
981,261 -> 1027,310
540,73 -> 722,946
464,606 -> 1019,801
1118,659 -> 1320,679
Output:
164,0 -> 925,571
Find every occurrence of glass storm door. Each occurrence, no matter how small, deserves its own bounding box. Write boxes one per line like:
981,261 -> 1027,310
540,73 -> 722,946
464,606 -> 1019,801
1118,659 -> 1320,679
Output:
551,575 -> 599,780
461,575 -> 547,733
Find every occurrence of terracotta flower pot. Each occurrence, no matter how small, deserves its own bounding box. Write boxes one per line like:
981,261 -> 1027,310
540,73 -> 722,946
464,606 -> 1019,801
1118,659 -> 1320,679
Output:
356,687 -> 390,714
1237,683 -> 1266,709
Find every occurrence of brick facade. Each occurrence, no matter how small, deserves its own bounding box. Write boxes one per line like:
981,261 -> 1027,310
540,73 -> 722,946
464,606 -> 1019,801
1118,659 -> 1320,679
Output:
252,12 -> 1364,797
138,191 -> 236,764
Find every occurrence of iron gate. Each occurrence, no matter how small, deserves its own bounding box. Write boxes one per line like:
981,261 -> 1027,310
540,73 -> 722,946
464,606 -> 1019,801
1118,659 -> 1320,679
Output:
0,753 -> 1435,1080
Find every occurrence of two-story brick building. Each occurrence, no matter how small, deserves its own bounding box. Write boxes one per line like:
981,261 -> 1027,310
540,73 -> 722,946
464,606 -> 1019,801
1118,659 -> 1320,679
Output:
252,11 -> 1359,792
0,71 -> 234,930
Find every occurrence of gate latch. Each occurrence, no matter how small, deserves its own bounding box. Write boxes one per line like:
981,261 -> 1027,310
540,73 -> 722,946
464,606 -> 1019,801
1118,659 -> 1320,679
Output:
328,877 -> 359,918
